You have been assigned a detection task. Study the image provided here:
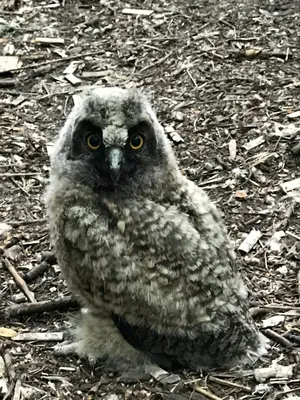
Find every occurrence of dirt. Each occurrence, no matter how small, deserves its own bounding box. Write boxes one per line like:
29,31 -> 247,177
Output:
0,0 -> 300,399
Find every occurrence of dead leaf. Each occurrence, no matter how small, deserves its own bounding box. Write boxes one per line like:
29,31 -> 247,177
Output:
235,190 -> 247,200
0,327 -> 18,338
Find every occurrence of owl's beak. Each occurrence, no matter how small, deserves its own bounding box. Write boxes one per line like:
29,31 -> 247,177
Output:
106,147 -> 124,184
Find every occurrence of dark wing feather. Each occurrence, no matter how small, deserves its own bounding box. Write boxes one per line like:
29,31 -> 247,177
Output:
112,311 -> 256,371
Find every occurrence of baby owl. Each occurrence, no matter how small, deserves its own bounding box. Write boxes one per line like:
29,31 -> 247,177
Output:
46,87 -> 268,373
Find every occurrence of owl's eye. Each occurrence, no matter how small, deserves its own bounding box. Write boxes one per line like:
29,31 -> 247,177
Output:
86,134 -> 101,150
129,135 -> 144,151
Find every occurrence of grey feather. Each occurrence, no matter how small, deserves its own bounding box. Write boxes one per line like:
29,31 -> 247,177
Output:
46,87 -> 268,372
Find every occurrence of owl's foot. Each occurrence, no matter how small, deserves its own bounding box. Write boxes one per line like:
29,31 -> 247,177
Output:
53,340 -> 78,356
53,339 -> 98,366
117,364 -> 181,384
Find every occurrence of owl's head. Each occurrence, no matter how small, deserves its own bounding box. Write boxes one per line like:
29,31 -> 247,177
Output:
51,87 -> 176,191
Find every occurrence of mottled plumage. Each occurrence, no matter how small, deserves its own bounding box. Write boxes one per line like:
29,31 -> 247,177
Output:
46,87 -> 268,373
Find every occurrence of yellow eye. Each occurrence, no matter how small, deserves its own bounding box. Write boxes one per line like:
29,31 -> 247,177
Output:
130,135 -> 144,150
86,134 -> 101,150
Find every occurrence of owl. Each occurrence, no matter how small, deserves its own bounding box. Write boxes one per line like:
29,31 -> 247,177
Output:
46,87 -> 268,374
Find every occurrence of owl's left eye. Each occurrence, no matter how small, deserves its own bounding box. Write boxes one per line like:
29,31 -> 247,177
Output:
86,134 -> 101,150
129,135 -> 144,151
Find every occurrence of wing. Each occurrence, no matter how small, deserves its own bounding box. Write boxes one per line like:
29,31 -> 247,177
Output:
111,309 -> 263,371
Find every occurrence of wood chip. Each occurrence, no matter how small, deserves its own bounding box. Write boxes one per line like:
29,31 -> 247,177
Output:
3,42 -> 15,56
81,70 -> 111,78
280,178 -> 300,192
11,95 -> 26,106
164,125 -> 184,143
0,56 -> 20,73
228,139 -> 237,160
243,135 -> 265,151
63,61 -> 79,75
0,222 -> 12,239
268,231 -> 285,253
12,332 -> 64,342
244,47 -> 263,58
238,229 -> 262,253
262,315 -> 285,329
121,8 -> 154,16
33,38 -> 65,45
254,363 -> 294,382
287,110 -> 300,119
235,190 -> 247,200
65,74 -> 82,86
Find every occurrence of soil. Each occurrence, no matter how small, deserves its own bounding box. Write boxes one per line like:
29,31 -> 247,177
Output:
0,0 -> 300,399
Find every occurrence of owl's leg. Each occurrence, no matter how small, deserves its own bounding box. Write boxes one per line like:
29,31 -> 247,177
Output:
54,308 -> 151,371
54,308 -> 181,382
75,307 -> 152,371
54,340 -> 79,356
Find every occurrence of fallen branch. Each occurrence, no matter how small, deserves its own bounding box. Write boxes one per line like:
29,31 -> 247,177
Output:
2,258 -> 35,303
264,329 -> 294,348
8,219 -> 46,228
0,79 -> 18,88
4,296 -> 80,318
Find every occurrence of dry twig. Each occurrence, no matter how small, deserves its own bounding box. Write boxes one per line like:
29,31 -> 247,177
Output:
2,258 -> 35,303
8,219 -> 46,228
264,328 -> 294,348
208,376 -> 252,393
192,385 -> 222,400
2,49 -> 111,74
4,296 -> 79,318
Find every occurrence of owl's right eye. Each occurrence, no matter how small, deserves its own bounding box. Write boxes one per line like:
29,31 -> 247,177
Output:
86,134 -> 101,150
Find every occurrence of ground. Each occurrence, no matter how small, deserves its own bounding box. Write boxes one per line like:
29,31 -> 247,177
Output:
0,0 -> 300,399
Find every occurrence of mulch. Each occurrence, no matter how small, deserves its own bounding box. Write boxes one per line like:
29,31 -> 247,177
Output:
0,0 -> 300,399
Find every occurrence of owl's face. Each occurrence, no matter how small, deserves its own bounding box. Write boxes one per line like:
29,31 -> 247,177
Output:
53,88 -> 175,192
70,116 -> 157,188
